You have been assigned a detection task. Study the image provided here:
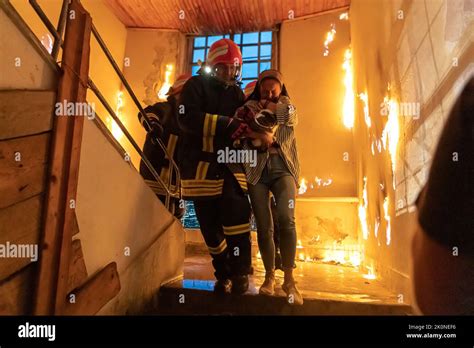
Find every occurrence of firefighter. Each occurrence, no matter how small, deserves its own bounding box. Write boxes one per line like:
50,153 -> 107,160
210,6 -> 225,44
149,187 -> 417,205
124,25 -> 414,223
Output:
138,73 -> 191,219
178,38 -> 252,294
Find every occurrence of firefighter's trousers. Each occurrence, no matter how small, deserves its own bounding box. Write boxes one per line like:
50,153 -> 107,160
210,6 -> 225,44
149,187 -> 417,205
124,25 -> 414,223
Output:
193,168 -> 252,280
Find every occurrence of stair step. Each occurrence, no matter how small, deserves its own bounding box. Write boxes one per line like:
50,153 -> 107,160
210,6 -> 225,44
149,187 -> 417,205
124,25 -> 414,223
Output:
156,279 -> 412,315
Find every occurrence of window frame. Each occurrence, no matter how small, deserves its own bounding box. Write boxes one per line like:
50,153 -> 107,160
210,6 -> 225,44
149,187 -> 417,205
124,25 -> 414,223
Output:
188,31 -> 275,86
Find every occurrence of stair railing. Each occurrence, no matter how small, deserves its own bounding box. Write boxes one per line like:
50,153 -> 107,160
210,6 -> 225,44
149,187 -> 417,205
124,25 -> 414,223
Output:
21,0 -> 181,209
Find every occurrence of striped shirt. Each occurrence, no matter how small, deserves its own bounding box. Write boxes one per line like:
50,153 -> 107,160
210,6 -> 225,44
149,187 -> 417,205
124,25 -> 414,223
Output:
238,96 -> 300,186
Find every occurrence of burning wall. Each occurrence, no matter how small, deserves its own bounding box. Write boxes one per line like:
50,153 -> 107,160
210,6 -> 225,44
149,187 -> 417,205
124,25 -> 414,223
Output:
350,0 -> 473,302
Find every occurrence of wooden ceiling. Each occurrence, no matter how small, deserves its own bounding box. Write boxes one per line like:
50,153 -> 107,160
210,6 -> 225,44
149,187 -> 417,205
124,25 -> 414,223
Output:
104,0 -> 350,34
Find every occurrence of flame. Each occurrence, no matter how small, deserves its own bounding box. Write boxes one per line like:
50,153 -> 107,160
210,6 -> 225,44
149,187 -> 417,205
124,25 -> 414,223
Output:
358,92 -> 371,128
108,91 -> 125,141
339,12 -> 349,20
383,197 -> 391,245
323,24 -> 336,56
256,251 -> 261,259
374,217 -> 380,238
298,178 -> 308,194
363,265 -> 377,280
315,176 -> 333,187
297,240 -> 304,249
358,176 -> 369,240
158,64 -> 173,100
299,177 -> 333,195
298,252 -> 305,261
40,33 -> 53,54
342,49 -> 355,129
322,242 -> 361,267
382,96 -> 400,177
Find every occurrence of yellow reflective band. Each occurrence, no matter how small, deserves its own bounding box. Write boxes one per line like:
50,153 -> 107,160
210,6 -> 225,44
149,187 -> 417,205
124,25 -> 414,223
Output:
181,187 -> 223,197
203,114 -> 217,152
165,134 -> 178,159
203,113 -> 210,136
210,114 -> 218,136
223,223 -> 251,235
195,161 -> 210,180
181,179 -> 224,187
208,239 -> 227,254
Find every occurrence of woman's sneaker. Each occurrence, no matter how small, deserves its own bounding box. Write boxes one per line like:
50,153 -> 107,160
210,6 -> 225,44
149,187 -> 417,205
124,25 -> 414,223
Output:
259,272 -> 275,296
282,281 -> 303,305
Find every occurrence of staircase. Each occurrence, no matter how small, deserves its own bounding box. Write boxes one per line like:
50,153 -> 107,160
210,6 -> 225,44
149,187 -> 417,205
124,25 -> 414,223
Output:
0,0 -> 185,315
155,250 -> 412,316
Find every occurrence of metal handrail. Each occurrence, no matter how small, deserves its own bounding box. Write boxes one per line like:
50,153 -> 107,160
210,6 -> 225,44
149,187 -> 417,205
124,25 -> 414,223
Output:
24,0 -> 181,208
90,23 -> 181,198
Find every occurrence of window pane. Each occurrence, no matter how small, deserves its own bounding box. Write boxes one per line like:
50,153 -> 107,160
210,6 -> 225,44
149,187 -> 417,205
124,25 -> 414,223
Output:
191,65 -> 200,76
207,35 -> 223,46
242,32 -> 259,44
233,33 -> 241,44
194,36 -> 206,47
260,44 -> 272,60
259,61 -> 271,72
224,34 -> 230,39
182,201 -> 200,228
260,31 -> 272,43
193,49 -> 205,63
242,45 -> 258,61
242,63 -> 258,78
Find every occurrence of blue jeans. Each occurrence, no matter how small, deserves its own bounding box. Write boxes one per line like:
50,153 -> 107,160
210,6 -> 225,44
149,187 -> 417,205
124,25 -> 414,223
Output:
248,154 -> 297,272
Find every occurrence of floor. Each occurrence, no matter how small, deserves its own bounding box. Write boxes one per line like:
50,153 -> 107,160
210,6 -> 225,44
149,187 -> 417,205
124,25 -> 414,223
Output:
183,251 -> 402,305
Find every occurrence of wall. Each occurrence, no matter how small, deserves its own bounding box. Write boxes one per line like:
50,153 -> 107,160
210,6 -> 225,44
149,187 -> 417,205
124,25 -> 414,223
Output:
10,0 -> 128,152
76,118 -> 185,315
279,9 -> 359,256
0,3 -> 58,314
280,9 -> 356,197
0,3 -> 58,90
350,0 -> 473,302
121,28 -> 187,167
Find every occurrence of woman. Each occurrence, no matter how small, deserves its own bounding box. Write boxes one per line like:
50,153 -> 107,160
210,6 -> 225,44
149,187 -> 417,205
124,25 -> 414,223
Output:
235,70 -> 302,305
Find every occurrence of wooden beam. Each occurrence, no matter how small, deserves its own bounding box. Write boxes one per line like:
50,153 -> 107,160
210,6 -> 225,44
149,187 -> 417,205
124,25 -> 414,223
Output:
63,262 -> 120,315
0,133 -> 50,209
0,263 -> 36,315
0,90 -> 55,141
0,194 -> 43,281
34,0 -> 91,315
67,238 -> 88,293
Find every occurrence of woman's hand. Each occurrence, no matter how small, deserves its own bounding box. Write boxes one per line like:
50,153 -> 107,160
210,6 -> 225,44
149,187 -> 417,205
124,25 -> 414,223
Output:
246,129 -> 274,147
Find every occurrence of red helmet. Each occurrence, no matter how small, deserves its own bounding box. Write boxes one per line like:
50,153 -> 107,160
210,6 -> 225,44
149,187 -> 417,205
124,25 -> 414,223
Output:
243,80 -> 257,98
207,38 -> 242,67
167,73 -> 192,95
